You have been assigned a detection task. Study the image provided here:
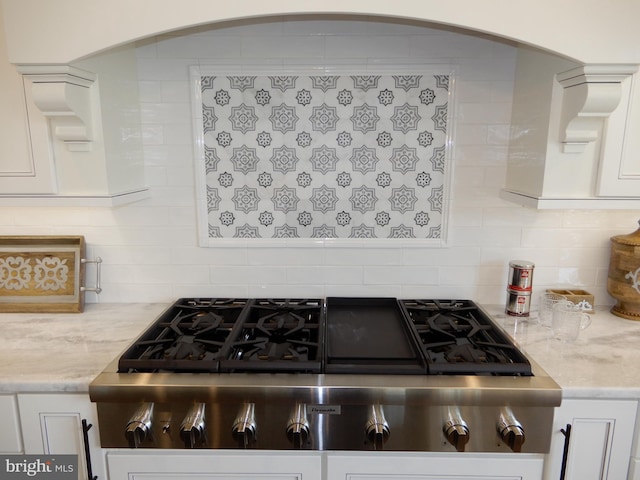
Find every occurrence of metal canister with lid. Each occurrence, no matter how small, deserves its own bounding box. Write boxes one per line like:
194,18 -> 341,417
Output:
506,260 -> 534,317
505,288 -> 532,317
507,260 -> 535,291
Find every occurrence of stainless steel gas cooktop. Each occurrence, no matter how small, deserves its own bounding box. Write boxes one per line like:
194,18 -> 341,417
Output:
89,297 -> 561,452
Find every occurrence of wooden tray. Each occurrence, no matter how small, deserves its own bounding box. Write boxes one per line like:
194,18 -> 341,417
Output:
0,236 -> 85,312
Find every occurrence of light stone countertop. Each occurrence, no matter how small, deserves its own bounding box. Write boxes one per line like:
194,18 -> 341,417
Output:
484,304 -> 640,399
0,303 -> 169,393
1,302 -> 639,399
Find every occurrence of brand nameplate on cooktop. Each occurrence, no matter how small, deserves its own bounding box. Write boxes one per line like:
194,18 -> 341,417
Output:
308,405 -> 341,415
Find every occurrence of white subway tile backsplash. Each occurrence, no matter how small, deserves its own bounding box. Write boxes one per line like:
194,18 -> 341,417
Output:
210,265 -> 288,285
99,284 -> 175,303
137,58 -> 195,81
454,145 -> 510,167
288,266 -> 363,285
408,33 -> 501,60
160,81 -> 192,103
248,247 -> 325,266
141,125 -> 164,145
481,166 -> 507,188
402,246 -> 482,266
98,246 -> 173,265
171,246 -> 247,265
1,18 -> 634,306
326,284 -> 403,298
457,102 -> 512,124
455,124 -> 489,145
138,81 -> 162,102
241,35 -> 325,59
486,124 -> 510,146
156,35 -> 242,59
139,102 -> 192,125
521,227 -> 610,249
324,248 -> 402,266
12,207 -> 117,227
364,266 -> 438,285
324,35 -> 410,58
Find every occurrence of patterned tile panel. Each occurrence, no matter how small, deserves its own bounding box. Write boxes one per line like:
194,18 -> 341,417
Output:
197,73 -> 450,240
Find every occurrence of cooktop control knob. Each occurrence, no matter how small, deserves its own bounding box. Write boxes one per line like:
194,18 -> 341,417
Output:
443,407 -> 470,452
365,404 -> 390,450
286,403 -> 310,449
125,402 -> 154,448
180,403 -> 206,448
232,402 -> 257,448
497,407 -> 525,452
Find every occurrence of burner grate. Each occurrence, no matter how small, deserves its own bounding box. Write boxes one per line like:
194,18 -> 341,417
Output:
400,299 -> 532,376
220,298 -> 324,373
117,297 -> 531,377
117,298 -> 248,373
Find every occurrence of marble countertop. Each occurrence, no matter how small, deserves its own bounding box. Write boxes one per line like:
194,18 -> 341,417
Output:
0,303 -> 169,393
1,302 -> 639,399
484,305 -> 640,399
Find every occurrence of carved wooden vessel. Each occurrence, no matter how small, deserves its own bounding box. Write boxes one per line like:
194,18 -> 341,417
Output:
608,220 -> 640,320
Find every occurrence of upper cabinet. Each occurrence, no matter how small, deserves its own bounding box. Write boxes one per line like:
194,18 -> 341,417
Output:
0,9 -> 147,206
501,47 -> 640,209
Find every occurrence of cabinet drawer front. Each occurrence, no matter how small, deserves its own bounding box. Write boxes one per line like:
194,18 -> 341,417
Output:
107,452 -> 322,480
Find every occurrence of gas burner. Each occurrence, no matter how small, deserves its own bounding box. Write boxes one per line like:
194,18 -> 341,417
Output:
220,298 -> 324,373
400,299 -> 532,376
117,298 -> 249,373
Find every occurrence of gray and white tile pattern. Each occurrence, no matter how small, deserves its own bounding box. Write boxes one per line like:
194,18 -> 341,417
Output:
198,73 -> 450,239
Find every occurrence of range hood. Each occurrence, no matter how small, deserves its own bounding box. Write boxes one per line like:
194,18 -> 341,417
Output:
2,0 -> 639,207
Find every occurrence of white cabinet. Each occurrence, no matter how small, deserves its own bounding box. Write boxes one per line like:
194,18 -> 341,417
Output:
0,13 -> 147,206
0,395 -> 23,453
326,452 -> 544,480
543,399 -> 637,480
106,451 -> 541,480
18,393 -> 106,480
0,7 -> 55,196
106,451 -> 322,480
502,47 -> 640,210
596,73 -> 640,197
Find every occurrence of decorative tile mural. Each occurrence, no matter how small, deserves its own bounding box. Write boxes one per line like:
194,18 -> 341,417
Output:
195,71 -> 451,242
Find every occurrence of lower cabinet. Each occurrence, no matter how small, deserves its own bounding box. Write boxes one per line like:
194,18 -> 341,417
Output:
0,395 -> 23,453
543,398 -> 637,480
326,452 -> 545,479
12,394 -> 640,480
106,451 -> 322,480
17,393 -> 106,480
106,451 -> 542,480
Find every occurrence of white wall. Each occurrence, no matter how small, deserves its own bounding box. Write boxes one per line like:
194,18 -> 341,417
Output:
1,18 -> 638,306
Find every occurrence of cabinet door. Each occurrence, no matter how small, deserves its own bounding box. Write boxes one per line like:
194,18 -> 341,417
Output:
326,452 -> 544,480
18,393 -> 105,480
597,73 -> 640,197
543,399 -> 637,480
106,451 -> 322,480
0,39 -> 56,194
0,395 -> 23,453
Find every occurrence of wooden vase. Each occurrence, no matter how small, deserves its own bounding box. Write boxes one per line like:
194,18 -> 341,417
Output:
608,219 -> 640,320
